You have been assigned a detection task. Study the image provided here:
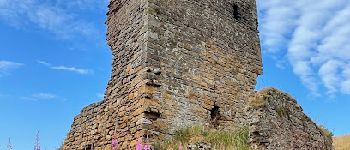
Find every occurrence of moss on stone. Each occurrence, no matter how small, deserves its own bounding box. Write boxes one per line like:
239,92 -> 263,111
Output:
276,106 -> 289,118
249,95 -> 266,108
145,7 -> 160,15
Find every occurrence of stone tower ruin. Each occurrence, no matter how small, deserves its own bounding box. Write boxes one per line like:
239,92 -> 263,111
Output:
62,0 -> 333,149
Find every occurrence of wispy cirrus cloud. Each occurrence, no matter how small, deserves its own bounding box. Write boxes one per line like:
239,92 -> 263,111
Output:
37,60 -> 51,66
0,60 -> 23,77
258,0 -> 350,96
37,60 -> 93,75
51,66 -> 92,75
0,0 -> 105,39
22,92 -> 57,101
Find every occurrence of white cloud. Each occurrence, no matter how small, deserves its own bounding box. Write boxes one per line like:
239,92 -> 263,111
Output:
37,60 -> 51,66
51,66 -> 92,75
318,60 -> 342,94
32,93 -> 57,99
341,80 -> 350,94
258,0 -> 350,96
258,1 -> 299,53
37,60 -> 93,75
0,60 -> 23,76
0,0 -> 102,39
22,92 -> 57,101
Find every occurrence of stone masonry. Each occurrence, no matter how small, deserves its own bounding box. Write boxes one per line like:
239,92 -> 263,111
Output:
62,0 -> 333,149
247,88 -> 333,150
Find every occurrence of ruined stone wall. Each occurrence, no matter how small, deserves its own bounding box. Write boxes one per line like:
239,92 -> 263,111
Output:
64,0 -> 262,149
64,0 -> 150,149
248,88 -> 333,150
104,0 -> 150,148
63,102 -> 105,149
145,0 -> 262,134
63,0 -> 333,149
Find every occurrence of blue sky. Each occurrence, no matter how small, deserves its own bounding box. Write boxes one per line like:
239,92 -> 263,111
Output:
0,0 -> 349,149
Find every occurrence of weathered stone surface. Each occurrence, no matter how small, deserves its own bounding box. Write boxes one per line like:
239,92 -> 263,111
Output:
247,88 -> 333,150
62,0 -> 333,149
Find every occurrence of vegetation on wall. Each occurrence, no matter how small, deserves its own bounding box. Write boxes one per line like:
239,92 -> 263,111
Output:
153,125 -> 250,150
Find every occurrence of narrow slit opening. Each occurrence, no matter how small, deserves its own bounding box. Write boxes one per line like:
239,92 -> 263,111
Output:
233,4 -> 240,20
210,105 -> 220,126
84,144 -> 94,150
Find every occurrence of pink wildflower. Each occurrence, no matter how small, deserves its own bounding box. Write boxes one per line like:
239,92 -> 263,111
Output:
112,138 -> 119,150
143,144 -> 151,150
136,139 -> 143,150
178,143 -> 183,150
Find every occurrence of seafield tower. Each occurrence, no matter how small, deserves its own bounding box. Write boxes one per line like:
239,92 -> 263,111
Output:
63,0 -> 333,149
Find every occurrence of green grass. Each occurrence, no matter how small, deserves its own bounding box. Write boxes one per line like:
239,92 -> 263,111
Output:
153,125 -> 250,150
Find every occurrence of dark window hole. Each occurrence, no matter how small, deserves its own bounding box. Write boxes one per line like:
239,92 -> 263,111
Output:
145,111 -> 161,120
210,105 -> 220,127
210,105 -> 220,121
84,144 -> 94,150
146,80 -> 161,87
233,4 -> 241,20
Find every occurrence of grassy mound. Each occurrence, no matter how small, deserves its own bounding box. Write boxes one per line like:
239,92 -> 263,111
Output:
153,125 -> 250,150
